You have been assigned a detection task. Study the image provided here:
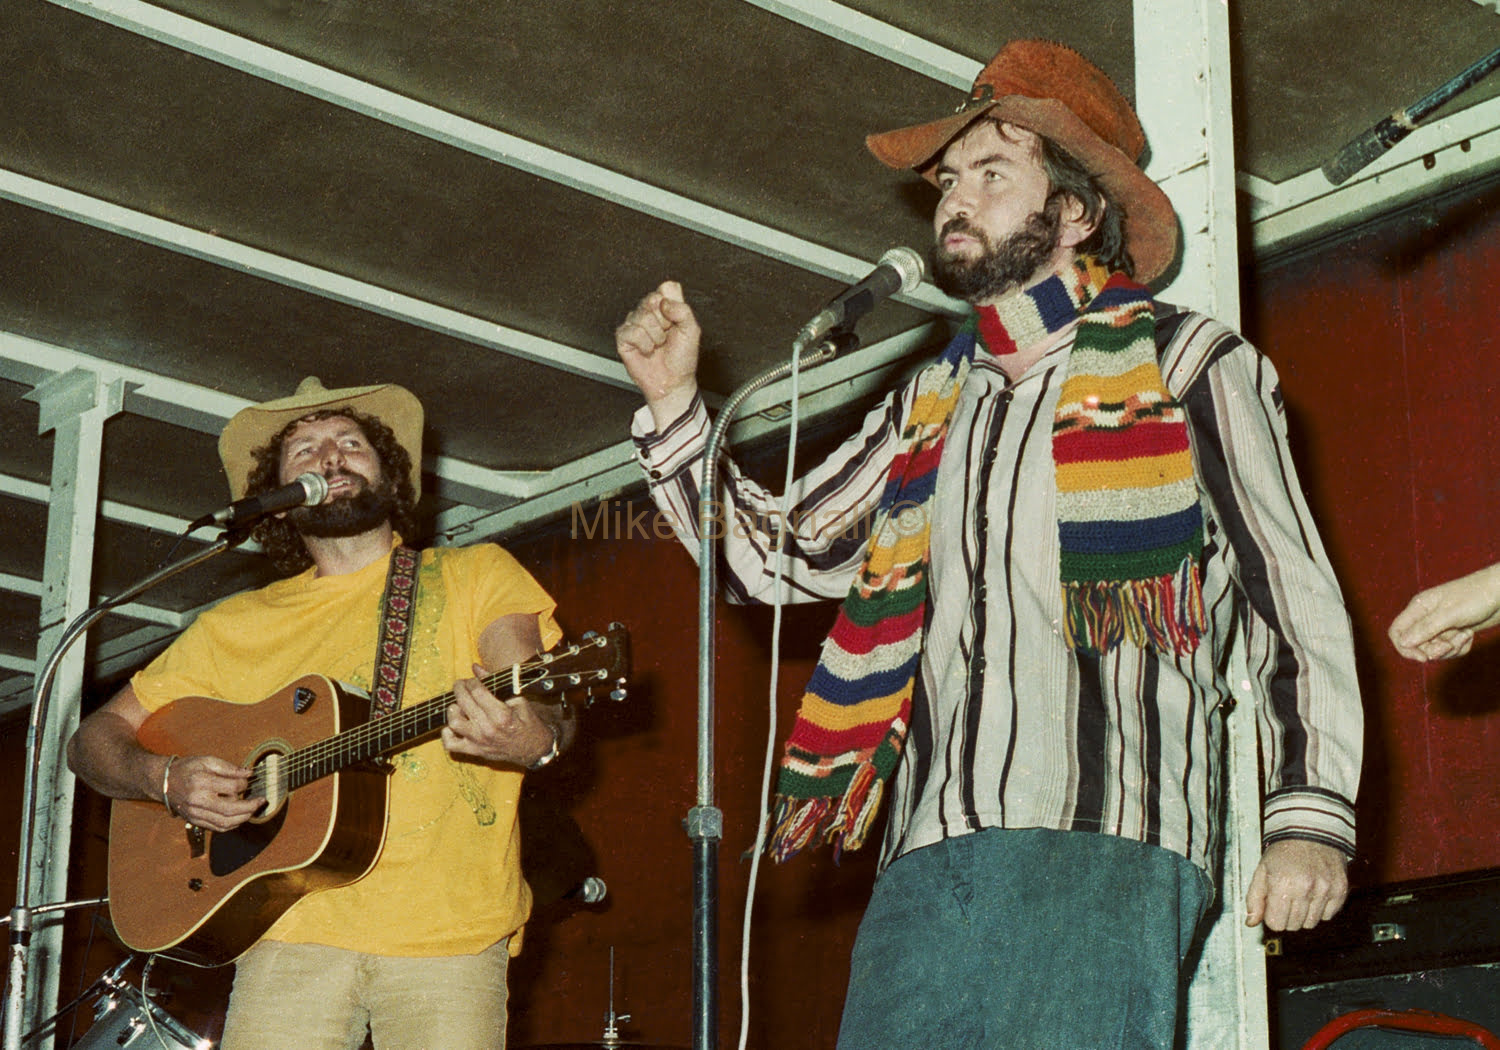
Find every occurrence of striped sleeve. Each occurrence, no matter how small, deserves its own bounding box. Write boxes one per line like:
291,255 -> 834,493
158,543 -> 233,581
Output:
629,388 -> 910,604
1163,311 -> 1363,858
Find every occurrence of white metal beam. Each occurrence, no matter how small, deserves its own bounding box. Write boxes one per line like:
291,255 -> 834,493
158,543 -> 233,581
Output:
0,571 -> 186,629
1242,93 -> 1500,256
0,329 -> 542,501
0,328 -> 246,433
437,321 -> 948,545
1135,3 -> 1271,1048
0,471 -> 192,537
1136,2 -> 1241,320
0,168 -> 634,391
41,0 -> 965,319
0,619 -> 183,718
740,0 -> 977,88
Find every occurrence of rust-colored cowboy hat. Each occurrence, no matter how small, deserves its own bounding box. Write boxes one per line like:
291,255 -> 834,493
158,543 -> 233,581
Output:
866,39 -> 1179,284
218,376 -> 424,500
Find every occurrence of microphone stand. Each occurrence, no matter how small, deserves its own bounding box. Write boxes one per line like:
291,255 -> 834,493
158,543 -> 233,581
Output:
689,328 -> 856,1050
5,531 -> 248,1050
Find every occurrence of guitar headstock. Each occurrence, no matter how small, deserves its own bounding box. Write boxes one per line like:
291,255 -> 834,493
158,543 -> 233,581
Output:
521,622 -> 630,707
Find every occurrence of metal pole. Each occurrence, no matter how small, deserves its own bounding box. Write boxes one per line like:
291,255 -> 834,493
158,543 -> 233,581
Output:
5,534 -> 243,1050
690,337 -> 838,1050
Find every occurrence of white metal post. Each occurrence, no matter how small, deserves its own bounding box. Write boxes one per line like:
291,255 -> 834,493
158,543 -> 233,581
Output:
18,368 -> 123,1050
1132,3 -> 1271,1049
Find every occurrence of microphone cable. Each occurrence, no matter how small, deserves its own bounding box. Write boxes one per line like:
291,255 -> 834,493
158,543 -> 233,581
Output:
737,337 -> 807,1050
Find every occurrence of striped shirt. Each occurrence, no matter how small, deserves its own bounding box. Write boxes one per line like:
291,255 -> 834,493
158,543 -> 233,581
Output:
631,304 -> 1362,875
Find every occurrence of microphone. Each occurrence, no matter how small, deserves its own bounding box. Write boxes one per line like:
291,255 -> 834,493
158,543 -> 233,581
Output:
188,472 -> 330,531
1323,44 -> 1500,185
794,247 -> 925,352
562,876 -> 608,904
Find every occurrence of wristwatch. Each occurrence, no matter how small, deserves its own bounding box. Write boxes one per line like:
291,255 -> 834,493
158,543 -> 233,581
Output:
527,723 -> 561,771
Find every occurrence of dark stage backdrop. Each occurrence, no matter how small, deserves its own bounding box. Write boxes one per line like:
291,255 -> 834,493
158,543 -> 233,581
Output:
1,183 -> 1498,1048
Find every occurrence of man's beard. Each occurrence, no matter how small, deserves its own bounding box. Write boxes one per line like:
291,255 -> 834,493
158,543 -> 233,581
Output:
287,470 -> 397,538
931,201 -> 1063,303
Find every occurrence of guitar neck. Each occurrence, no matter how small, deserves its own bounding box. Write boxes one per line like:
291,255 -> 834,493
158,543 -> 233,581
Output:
268,653 -> 601,796
347,661 -> 543,761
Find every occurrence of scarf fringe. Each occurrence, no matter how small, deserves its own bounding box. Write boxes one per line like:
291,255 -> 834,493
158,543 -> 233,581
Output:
768,758 -> 889,863
1062,558 -> 1207,654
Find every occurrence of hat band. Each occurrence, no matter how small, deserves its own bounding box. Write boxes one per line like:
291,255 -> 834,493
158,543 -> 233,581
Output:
956,83 -> 995,113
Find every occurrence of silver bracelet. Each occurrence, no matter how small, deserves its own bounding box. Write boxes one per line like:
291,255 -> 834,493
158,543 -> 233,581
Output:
526,724 -> 561,771
161,754 -> 180,817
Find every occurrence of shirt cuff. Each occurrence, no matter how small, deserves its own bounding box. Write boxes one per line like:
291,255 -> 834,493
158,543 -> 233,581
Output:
630,395 -> 709,481
1262,786 -> 1357,859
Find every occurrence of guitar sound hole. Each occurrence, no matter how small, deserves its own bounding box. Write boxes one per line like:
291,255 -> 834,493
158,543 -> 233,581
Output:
209,807 -> 288,877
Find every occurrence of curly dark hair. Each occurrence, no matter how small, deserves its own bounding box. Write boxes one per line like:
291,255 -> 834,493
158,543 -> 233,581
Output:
1037,134 -> 1134,278
244,408 -> 418,575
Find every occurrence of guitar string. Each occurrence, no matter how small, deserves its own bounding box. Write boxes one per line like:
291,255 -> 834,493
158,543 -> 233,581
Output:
250,662 -> 555,796
252,636 -> 616,794
246,645 -> 610,797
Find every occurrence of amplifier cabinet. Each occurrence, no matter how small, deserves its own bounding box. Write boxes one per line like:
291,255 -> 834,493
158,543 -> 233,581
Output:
1266,868 -> 1500,1049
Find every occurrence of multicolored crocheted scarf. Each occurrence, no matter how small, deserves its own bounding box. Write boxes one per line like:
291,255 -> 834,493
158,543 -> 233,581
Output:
766,257 -> 1206,861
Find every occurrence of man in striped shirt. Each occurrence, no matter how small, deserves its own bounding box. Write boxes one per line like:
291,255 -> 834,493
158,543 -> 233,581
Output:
616,40 -> 1361,1049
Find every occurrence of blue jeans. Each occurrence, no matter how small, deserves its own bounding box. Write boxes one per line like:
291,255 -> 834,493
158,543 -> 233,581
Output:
837,828 -> 1211,1050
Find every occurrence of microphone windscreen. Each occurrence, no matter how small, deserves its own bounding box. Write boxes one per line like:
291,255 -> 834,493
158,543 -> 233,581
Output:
296,472 -> 330,506
878,246 -> 925,294
1322,116 -> 1410,186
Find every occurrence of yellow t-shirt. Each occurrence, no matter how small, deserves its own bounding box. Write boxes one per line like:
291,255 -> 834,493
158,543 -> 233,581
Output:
129,540 -> 562,957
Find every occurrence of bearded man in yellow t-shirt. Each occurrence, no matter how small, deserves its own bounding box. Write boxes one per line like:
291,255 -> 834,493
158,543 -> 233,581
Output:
68,377 -> 573,1050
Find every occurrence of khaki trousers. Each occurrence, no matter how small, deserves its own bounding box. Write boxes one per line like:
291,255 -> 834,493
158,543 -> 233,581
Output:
220,938 -> 510,1050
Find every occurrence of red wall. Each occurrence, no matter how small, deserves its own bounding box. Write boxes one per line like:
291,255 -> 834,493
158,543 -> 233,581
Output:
502,526 -> 873,1049
1246,185 -> 1500,885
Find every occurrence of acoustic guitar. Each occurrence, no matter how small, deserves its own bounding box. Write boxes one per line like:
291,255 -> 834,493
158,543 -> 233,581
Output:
106,624 -> 629,966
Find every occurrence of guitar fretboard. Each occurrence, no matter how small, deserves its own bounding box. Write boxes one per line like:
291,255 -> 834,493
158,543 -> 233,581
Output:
245,656 -> 593,799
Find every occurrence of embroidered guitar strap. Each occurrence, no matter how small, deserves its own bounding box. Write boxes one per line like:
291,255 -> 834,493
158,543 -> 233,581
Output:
371,545 -> 421,718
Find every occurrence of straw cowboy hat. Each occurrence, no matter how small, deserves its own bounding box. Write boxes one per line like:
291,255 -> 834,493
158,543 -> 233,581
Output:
218,377 -> 424,500
865,39 -> 1179,284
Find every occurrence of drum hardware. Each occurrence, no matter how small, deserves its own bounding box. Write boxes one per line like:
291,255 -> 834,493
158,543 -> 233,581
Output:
0,896 -> 108,927
520,947 -> 686,1049
600,945 -> 628,1048
72,956 -> 213,1050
